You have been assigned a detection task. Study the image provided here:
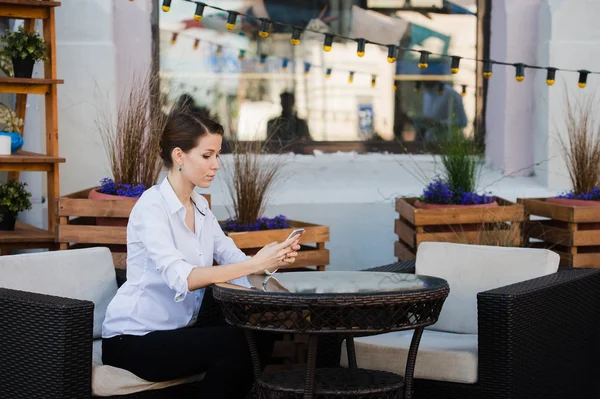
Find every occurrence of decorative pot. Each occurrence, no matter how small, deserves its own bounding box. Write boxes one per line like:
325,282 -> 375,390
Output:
546,197 -> 600,207
11,56 -> 35,78
413,199 -> 499,209
0,212 -> 17,231
0,132 -> 23,153
88,188 -> 137,227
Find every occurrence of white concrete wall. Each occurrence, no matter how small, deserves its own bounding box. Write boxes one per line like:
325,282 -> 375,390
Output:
55,0 -> 117,195
55,0 -> 152,196
486,0 -> 541,177
534,0 -> 600,190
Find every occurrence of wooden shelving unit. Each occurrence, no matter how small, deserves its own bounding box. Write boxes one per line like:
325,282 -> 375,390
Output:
0,0 -> 63,255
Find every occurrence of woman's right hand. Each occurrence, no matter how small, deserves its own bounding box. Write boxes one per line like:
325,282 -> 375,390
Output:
252,237 -> 299,273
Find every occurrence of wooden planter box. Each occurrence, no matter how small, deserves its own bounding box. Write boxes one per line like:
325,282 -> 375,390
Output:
58,188 -> 330,271
224,222 -> 330,271
57,187 -> 210,269
395,197 -> 525,261
520,198 -> 600,268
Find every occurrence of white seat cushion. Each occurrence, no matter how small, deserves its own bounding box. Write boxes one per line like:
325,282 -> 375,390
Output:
0,247 -> 118,339
341,330 -> 478,384
92,339 -> 205,397
416,242 -> 559,334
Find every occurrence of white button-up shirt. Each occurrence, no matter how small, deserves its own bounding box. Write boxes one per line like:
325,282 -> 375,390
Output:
102,177 -> 251,338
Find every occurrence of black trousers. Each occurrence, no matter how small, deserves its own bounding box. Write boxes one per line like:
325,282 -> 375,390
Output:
102,319 -> 274,399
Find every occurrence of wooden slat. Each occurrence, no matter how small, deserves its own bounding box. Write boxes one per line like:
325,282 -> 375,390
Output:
395,241 -> 416,261
112,252 -> 127,269
58,224 -> 126,245
0,150 -> 64,163
227,222 -> 330,249
552,250 -> 600,269
58,197 -> 136,218
519,198 -> 600,223
527,221 -> 600,247
395,219 -> 416,248
0,0 -> 61,6
397,197 -> 524,226
416,229 -> 521,247
0,221 -> 54,244
395,198 -> 416,225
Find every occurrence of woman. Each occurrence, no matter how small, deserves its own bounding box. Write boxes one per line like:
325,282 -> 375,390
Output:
102,111 -> 300,398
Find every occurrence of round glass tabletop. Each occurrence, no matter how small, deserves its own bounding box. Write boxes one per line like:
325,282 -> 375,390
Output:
220,271 -> 447,296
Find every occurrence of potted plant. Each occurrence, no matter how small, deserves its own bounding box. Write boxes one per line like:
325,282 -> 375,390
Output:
220,139 -> 330,271
0,26 -> 47,78
395,128 -> 524,261
56,69 -> 173,264
0,103 -> 24,154
0,180 -> 32,231
521,93 -> 600,267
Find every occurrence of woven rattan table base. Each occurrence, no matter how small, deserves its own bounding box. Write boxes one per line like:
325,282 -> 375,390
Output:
256,368 -> 404,399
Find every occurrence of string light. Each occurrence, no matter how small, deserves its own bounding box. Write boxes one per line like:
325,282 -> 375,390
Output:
461,84 -> 467,97
387,45 -> 397,63
326,68 -> 332,79
153,2 -> 600,88
348,71 -> 355,83
414,81 -> 421,93
483,60 -> 493,79
290,28 -> 302,45
515,63 -> 525,82
356,38 -> 366,57
546,67 -> 557,86
371,75 -> 377,87
323,34 -> 334,52
304,62 -> 311,75
193,38 -> 200,50
226,11 -> 238,30
238,49 -> 245,60
170,32 -> 178,45
578,70 -> 590,88
282,58 -> 288,70
393,83 -> 397,91
450,56 -> 461,74
258,19 -> 270,38
418,51 -> 430,69
194,2 -> 205,20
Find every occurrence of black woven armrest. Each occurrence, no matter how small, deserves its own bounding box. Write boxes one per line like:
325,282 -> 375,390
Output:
477,269 -> 600,398
361,260 -> 416,274
0,287 -> 95,399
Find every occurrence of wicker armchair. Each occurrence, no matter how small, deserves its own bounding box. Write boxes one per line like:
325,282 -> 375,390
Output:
0,262 -> 222,399
318,259 -> 600,399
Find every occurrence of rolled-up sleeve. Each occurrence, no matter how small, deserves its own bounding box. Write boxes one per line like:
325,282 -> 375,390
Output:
210,212 -> 252,288
131,203 -> 195,302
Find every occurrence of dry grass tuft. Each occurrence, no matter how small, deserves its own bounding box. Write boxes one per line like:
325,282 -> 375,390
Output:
558,91 -> 600,195
96,69 -> 169,188
223,140 -> 287,225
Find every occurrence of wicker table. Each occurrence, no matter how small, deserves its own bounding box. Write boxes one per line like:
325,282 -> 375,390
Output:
213,271 -> 449,399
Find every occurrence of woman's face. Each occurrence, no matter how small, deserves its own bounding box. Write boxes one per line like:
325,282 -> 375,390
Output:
178,133 -> 222,189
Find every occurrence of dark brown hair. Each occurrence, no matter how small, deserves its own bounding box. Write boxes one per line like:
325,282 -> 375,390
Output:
159,111 -> 224,168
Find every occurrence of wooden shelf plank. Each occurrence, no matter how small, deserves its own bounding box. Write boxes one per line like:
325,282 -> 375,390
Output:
0,221 -> 54,244
0,77 -> 63,94
0,1 -> 61,20
0,150 -> 65,172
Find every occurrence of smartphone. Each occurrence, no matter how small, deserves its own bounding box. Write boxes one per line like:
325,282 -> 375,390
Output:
286,228 -> 305,241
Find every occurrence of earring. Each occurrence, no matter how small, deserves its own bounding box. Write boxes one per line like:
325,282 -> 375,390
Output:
178,165 -> 182,172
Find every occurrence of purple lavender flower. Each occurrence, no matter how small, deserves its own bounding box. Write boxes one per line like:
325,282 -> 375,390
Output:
421,179 -> 494,205
221,215 -> 292,232
99,178 -> 147,198
557,187 -> 600,201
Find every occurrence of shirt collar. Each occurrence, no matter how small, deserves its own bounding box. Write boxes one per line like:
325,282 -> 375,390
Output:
159,177 -> 208,215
